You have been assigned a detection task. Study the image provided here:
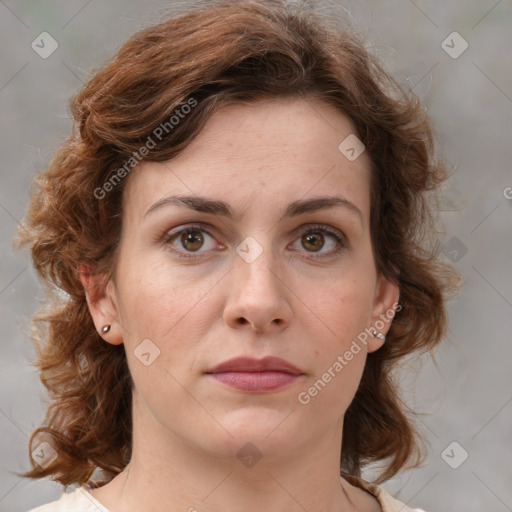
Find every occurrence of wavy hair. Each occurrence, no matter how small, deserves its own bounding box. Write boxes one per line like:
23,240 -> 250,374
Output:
16,0 -> 462,487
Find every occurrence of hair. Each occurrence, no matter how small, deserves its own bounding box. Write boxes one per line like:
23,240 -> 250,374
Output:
16,0 -> 462,488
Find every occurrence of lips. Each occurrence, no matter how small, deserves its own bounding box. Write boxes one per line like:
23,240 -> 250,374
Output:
206,356 -> 303,375
205,356 -> 304,393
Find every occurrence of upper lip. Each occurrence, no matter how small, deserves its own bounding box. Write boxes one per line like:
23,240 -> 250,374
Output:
206,356 -> 303,375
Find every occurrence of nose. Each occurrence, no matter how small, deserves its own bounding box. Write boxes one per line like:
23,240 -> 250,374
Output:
223,245 -> 293,334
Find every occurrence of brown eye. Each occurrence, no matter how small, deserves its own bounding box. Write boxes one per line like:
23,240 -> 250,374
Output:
163,223 -> 222,259
289,225 -> 346,258
180,230 -> 204,251
302,232 -> 325,252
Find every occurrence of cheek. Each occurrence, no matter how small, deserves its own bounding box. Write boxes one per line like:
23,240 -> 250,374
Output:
115,257 -> 213,427
309,272 -> 375,347
116,253 -> 206,336
299,270 -> 374,405
298,354 -> 366,428
114,254 -> 220,388
298,280 -> 371,418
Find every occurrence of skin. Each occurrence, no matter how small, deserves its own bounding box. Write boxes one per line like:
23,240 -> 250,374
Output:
81,96 -> 399,512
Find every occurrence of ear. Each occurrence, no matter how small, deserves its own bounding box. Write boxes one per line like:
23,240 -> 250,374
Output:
366,272 -> 400,353
79,264 -> 123,345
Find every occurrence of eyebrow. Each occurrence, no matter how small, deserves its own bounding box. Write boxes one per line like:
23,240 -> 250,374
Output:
143,194 -> 363,224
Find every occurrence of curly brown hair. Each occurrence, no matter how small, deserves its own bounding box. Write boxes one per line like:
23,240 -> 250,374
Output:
16,0 -> 462,488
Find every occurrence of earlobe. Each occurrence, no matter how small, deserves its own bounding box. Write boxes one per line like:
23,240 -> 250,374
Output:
366,331 -> 386,353
367,273 -> 400,354
79,264 -> 124,346
370,328 -> 386,341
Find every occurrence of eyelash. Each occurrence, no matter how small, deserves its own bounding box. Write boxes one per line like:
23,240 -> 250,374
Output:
161,222 -> 347,260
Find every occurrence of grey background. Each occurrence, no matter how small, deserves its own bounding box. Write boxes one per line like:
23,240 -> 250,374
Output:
1,1 -> 511,511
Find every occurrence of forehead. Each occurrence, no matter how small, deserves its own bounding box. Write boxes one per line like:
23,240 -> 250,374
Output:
123,96 -> 372,222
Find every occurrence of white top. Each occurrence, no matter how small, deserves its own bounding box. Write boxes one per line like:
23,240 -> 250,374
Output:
28,486 -> 109,512
28,477 -> 426,512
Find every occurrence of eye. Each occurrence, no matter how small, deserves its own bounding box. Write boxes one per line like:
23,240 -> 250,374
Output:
161,223 -> 347,260
162,223 -> 223,258
289,225 -> 346,258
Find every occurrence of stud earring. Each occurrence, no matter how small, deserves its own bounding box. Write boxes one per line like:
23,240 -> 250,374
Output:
371,328 -> 385,340
101,325 -> 111,334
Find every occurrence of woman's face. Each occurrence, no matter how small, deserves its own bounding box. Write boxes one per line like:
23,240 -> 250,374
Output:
86,96 -> 399,463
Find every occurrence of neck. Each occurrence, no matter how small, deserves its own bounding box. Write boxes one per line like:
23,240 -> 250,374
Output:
90,398 -> 361,512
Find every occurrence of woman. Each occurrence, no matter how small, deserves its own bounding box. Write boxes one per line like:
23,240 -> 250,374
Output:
17,1 -> 462,511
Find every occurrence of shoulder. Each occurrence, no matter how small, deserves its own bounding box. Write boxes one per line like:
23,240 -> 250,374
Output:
27,486 -> 111,512
342,474 -> 427,512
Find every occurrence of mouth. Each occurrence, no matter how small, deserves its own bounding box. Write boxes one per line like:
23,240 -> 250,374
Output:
205,356 -> 304,393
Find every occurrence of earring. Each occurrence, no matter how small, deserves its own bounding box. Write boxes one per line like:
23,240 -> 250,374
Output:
371,328 -> 385,340
101,325 -> 111,334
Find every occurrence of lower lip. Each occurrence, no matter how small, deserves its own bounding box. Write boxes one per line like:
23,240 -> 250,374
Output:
207,371 -> 302,392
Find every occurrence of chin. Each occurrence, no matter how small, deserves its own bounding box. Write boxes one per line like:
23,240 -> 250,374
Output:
209,407 -> 303,452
